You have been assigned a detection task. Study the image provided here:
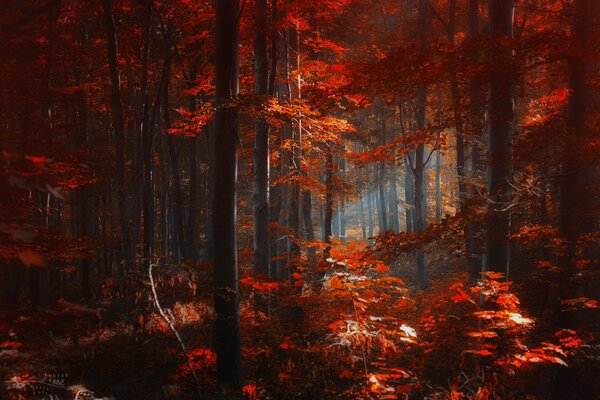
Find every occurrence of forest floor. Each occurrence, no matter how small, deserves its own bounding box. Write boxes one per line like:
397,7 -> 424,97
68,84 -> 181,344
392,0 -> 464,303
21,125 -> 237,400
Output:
2,250 -> 600,400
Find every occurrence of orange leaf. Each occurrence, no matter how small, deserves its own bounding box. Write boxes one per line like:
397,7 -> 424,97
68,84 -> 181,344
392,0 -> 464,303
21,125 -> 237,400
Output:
17,250 -> 46,268
329,275 -> 344,289
375,264 -> 390,272
328,320 -> 346,331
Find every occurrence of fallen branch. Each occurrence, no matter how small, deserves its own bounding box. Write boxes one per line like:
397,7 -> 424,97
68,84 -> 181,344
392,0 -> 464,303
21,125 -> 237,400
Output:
148,263 -> 202,398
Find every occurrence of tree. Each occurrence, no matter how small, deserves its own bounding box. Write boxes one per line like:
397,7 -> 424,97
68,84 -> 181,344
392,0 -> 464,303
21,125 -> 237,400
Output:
485,0 -> 515,275
213,0 -> 242,392
101,0 -> 132,269
253,0 -> 270,276
413,0 -> 429,288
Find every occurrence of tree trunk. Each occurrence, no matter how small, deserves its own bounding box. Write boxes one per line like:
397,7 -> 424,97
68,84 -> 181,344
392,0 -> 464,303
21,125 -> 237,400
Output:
268,0 -> 280,277
485,0 -> 515,275
339,155 -> 347,241
467,0 -> 484,279
139,1 -> 154,268
553,2 -> 596,396
404,154 -> 415,233
400,103 -> 415,233
448,0 -> 467,205
186,68 -> 199,262
213,0 -> 242,392
435,149 -> 442,222
288,24 -> 301,274
324,147 -> 334,251
367,176 -> 375,245
101,0 -> 132,268
253,0 -> 270,275
388,113 -> 399,233
378,108 -> 388,232
163,51 -> 187,262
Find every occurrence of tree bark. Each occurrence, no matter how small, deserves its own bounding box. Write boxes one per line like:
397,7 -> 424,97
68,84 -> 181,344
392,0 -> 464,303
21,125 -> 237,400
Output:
163,49 -> 187,262
435,149 -> 442,222
467,0 -> 484,279
253,0 -> 270,275
378,108 -> 388,232
101,0 -> 132,268
213,0 -> 242,392
186,68 -> 199,262
324,147 -> 334,252
485,0 -> 515,275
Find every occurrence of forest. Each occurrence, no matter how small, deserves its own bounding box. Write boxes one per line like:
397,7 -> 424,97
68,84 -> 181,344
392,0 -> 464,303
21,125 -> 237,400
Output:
1,0 -> 599,399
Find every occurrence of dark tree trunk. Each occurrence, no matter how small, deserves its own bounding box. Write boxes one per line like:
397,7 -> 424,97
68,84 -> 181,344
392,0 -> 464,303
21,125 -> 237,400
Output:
552,0 -> 600,376
288,24 -> 301,273
448,0 -> 467,205
412,0 -> 429,288
253,0 -> 270,275
163,50 -> 187,262
400,103 -> 415,233
213,0 -> 242,392
467,0 -> 484,280
559,0 -> 595,265
186,68 -> 199,262
140,1 -> 154,268
101,0 -> 132,268
268,0 -> 280,277
485,0 -> 515,275
553,2 -> 597,397
435,149 -> 442,222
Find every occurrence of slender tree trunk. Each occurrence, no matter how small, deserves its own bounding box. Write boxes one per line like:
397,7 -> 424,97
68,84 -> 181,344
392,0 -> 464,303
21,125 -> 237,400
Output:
448,0 -> 467,205
186,68 -> 199,262
367,178 -> 375,245
139,2 -> 154,268
101,0 -> 132,268
213,0 -> 242,392
485,0 -> 515,275
163,50 -> 186,262
467,0 -> 484,279
400,103 -> 415,233
205,120 -> 215,262
388,110 -> 399,232
276,26 -> 292,276
360,172 -> 367,241
435,149 -> 442,222
324,147 -> 334,252
288,24 -> 301,274
253,0 -> 270,275
268,0 -> 280,277
404,156 -> 415,233
407,0 -> 430,288
339,155 -> 347,241
378,108 -> 388,232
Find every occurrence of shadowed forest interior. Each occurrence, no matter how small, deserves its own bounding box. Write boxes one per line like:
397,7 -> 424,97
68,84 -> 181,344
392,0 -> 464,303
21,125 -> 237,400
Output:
1,0 -> 599,399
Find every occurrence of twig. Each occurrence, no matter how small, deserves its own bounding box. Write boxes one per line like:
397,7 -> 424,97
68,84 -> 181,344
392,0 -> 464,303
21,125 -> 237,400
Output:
148,263 -> 202,398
